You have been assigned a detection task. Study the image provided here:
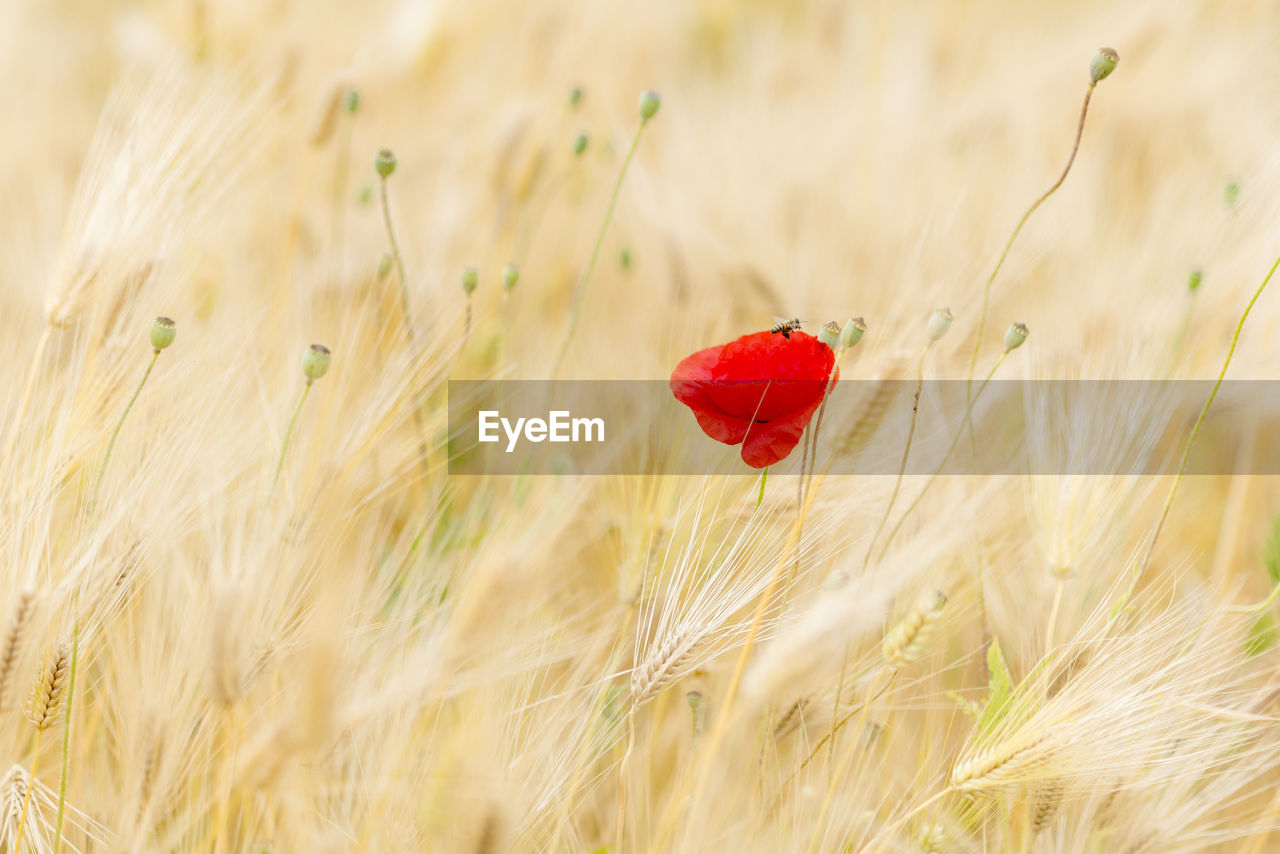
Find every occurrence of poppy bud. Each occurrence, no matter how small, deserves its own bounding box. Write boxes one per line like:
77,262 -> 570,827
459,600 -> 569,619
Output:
1188,268 -> 1203,293
686,690 -> 702,712
343,89 -> 360,114
302,344 -> 332,382
620,248 -> 632,270
374,148 -> 397,179
1004,322 -> 1029,351
502,265 -> 520,291
569,86 -> 584,108
461,267 -> 479,294
818,321 -> 841,350
376,253 -> 393,279
1089,48 -> 1118,84
840,317 -> 867,349
639,90 -> 661,121
573,133 -> 589,157
149,316 -> 176,351
927,307 -> 953,343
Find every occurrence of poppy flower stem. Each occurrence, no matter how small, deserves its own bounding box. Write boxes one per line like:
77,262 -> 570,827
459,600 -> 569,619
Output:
91,349 -> 161,515
1117,248 -> 1280,612
551,115 -> 653,379
756,467 -> 768,510
862,342 -> 933,570
876,347 -> 1012,563
965,82 -> 1096,403
793,352 -> 843,577
376,166 -> 433,481
378,173 -> 416,346
271,380 -> 313,501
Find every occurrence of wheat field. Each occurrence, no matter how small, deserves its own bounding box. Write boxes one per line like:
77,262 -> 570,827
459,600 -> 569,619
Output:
4,0 -> 1280,851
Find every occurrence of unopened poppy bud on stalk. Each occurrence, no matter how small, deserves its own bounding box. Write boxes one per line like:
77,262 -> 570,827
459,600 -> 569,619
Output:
639,90 -> 661,121
344,89 -> 360,114
926,307 -> 953,343
149,316 -> 176,352
573,133 -> 589,157
1188,268 -> 1203,293
374,148 -> 397,179
840,317 -> 867,349
1004,321 -> 1029,351
1089,47 -> 1119,84
502,265 -> 520,291
302,344 -> 332,383
569,86 -> 584,108
461,267 -> 479,294
818,321 -> 841,350
376,253 -> 393,279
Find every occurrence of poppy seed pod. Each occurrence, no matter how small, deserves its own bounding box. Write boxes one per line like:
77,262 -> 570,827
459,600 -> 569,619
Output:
639,90 -> 661,121
818,321 -> 841,350
374,148 -> 397,179
1089,48 -> 1118,84
1004,322 -> 1029,351
149,316 -> 176,351
461,267 -> 479,294
502,265 -> 520,291
927,308 -> 953,343
840,317 -> 867,349
573,133 -> 589,157
302,344 -> 332,382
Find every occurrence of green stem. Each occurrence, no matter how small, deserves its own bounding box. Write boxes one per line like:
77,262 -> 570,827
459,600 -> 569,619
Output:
756,467 -> 768,510
877,349 -> 1009,562
377,174 -> 433,481
551,118 -> 651,379
52,605 -> 80,854
1132,249 -> 1280,582
270,381 -> 312,499
966,83 -> 1095,402
863,345 -> 931,570
379,175 -> 415,345
91,350 -> 160,514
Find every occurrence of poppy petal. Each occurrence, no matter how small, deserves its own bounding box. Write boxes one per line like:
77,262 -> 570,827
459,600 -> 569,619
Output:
740,395 -> 826,468
670,329 -> 837,468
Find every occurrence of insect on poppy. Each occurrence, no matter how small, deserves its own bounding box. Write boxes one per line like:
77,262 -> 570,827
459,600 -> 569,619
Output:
670,329 -> 837,468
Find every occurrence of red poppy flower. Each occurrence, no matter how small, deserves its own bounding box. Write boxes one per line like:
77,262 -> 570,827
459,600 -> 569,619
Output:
670,330 -> 837,468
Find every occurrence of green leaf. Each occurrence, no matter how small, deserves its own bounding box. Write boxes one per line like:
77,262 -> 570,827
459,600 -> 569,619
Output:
1263,515 -> 1280,586
978,638 -> 1014,736
1247,611 -> 1276,658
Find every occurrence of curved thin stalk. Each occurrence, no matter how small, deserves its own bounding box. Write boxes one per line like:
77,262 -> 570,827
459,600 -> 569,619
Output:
863,344 -> 931,570
877,349 -> 1011,562
270,381 -> 312,499
91,350 -> 161,514
1131,249 -> 1280,584
966,83 -> 1096,399
550,117 -> 652,379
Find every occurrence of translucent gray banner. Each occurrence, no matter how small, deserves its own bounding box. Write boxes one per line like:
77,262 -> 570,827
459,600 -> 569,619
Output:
446,380 -> 1278,475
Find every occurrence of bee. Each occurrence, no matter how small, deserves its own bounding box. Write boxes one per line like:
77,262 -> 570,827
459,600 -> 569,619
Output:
770,318 -> 804,339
